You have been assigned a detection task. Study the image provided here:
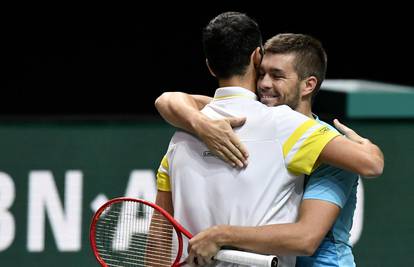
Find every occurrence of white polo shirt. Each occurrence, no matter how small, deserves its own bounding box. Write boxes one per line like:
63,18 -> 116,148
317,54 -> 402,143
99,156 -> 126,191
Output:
156,87 -> 339,267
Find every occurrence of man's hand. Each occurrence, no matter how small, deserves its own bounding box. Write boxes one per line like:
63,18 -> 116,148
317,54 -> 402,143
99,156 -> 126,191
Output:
186,225 -> 228,266
195,116 -> 249,168
333,119 -> 369,144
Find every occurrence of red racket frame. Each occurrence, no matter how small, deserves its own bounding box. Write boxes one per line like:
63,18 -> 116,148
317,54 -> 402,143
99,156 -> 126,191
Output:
90,197 -> 193,267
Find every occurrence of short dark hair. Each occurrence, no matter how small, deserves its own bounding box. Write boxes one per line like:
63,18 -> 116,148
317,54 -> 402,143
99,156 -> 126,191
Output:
264,33 -> 327,101
202,12 -> 262,79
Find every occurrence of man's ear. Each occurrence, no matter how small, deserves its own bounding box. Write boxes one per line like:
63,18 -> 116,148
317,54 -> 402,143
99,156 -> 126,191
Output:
206,59 -> 216,77
251,47 -> 262,68
302,76 -> 318,97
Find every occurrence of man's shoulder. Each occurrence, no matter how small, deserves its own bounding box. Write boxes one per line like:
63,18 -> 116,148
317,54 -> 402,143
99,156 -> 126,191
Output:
266,104 -> 304,119
268,104 -> 294,112
317,119 -> 340,134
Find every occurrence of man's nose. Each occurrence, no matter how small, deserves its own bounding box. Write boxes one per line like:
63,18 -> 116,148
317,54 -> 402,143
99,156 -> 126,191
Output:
258,74 -> 272,90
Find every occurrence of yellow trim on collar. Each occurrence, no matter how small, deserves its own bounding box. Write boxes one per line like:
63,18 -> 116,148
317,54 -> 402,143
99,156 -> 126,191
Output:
214,94 -> 256,100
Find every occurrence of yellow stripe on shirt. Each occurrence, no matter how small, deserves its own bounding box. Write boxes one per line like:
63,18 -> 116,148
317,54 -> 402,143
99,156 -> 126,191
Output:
156,171 -> 171,191
283,119 -> 318,157
157,155 -> 171,191
288,126 -> 340,175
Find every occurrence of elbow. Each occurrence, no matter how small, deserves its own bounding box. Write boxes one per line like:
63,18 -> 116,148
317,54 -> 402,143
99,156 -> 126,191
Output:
360,144 -> 384,178
368,159 -> 384,178
359,156 -> 384,178
295,232 -> 323,256
154,92 -> 170,110
301,247 -> 318,257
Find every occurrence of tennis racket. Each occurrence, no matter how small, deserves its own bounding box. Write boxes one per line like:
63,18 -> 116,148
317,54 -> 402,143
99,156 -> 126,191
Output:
90,197 -> 278,267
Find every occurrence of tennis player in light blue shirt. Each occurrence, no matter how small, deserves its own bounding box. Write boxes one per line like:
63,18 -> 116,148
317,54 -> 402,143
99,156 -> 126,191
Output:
296,118 -> 358,267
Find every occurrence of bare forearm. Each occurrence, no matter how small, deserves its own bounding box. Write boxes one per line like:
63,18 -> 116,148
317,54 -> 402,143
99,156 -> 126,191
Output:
147,191 -> 174,266
213,224 -> 316,256
188,200 -> 338,262
332,119 -> 384,177
219,201 -> 339,256
155,92 -> 249,167
154,92 -> 211,134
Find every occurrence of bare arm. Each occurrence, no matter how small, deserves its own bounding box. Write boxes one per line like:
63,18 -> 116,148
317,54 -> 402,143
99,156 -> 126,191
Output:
187,199 -> 340,263
155,92 -> 212,133
319,119 -> 384,178
155,92 -> 249,167
146,190 -> 174,266
154,190 -> 173,215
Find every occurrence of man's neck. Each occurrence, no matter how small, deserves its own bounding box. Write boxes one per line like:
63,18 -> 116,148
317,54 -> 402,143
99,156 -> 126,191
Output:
219,79 -> 256,92
295,101 -> 313,118
218,72 -> 257,93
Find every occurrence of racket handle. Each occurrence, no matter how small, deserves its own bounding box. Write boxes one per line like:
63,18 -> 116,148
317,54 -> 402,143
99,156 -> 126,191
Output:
215,249 -> 278,267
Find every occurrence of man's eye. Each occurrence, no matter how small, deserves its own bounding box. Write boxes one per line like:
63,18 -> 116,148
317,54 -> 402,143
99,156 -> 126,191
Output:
272,75 -> 283,79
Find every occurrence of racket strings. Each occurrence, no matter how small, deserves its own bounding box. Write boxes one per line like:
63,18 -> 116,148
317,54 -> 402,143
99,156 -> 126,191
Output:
94,201 -> 180,266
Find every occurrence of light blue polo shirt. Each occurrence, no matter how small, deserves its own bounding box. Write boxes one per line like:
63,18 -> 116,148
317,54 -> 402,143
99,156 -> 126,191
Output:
296,118 -> 359,267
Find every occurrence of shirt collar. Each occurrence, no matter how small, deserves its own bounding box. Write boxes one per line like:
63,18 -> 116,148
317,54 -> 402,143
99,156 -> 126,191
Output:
312,113 -> 320,122
213,87 -> 257,101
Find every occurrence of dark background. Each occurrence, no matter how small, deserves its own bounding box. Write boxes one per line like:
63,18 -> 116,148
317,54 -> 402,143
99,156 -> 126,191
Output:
3,3 -> 412,118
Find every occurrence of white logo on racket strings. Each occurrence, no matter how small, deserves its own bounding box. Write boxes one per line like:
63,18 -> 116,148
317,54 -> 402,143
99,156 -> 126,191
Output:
111,170 -> 157,251
112,201 -> 153,251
